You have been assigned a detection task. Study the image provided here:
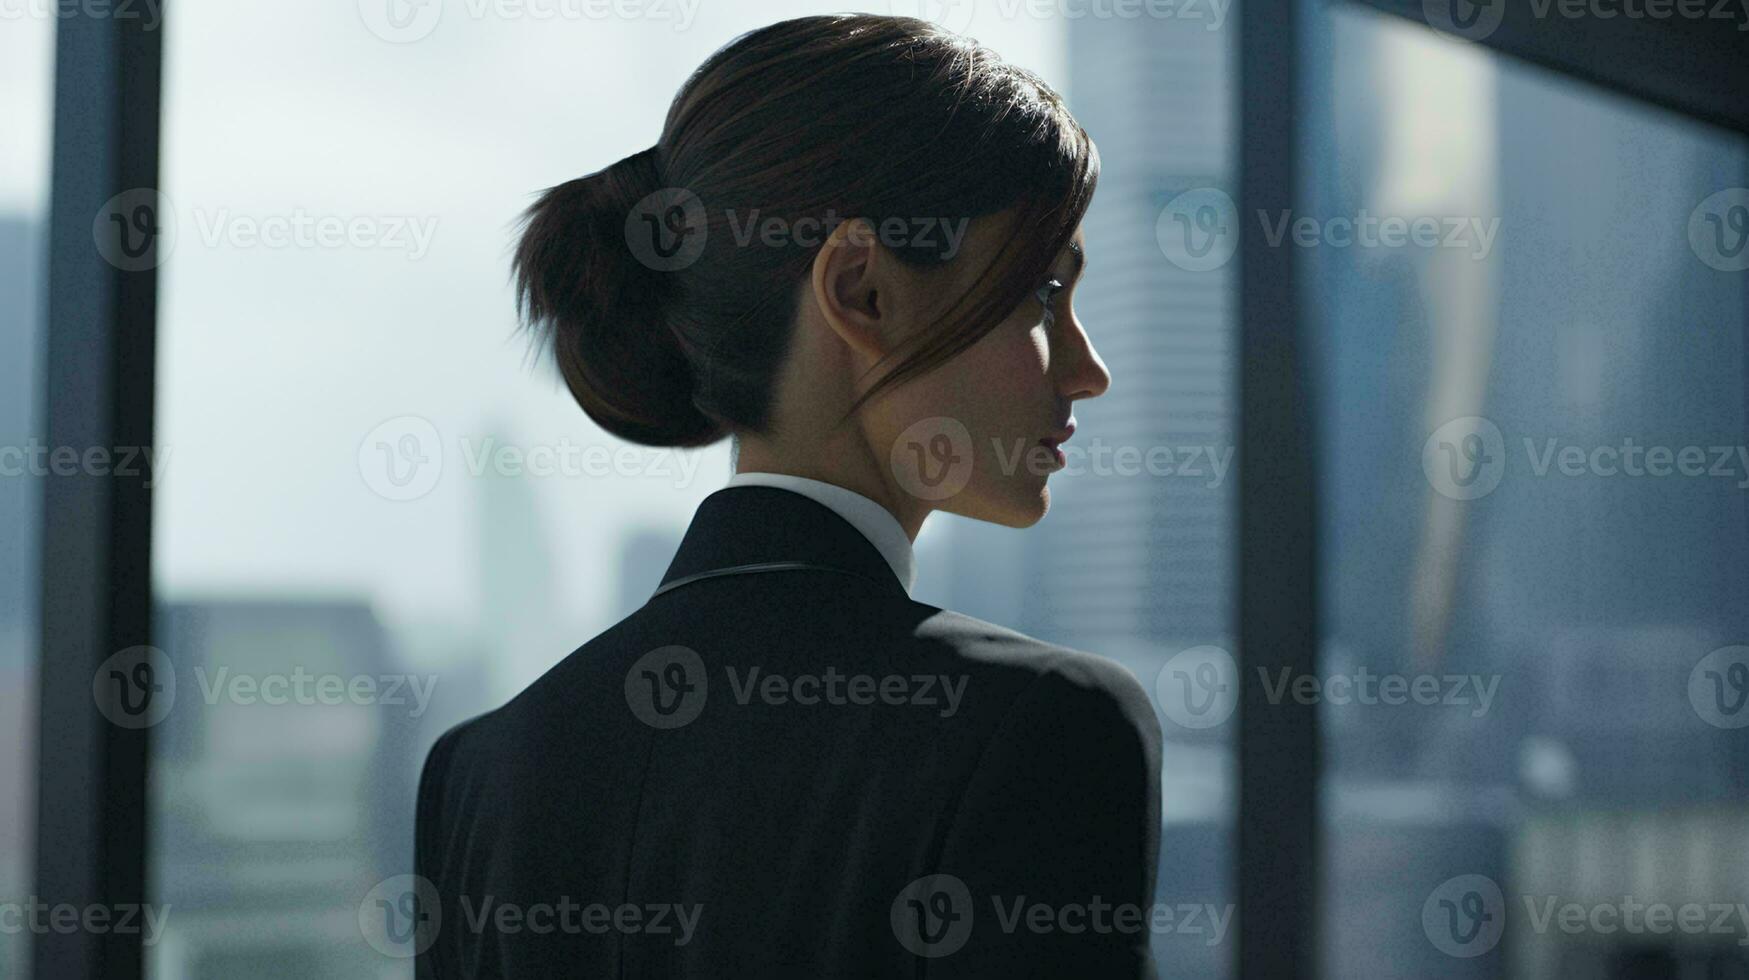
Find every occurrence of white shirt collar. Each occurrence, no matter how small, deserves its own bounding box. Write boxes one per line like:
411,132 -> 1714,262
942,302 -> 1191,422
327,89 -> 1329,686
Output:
724,471 -> 916,595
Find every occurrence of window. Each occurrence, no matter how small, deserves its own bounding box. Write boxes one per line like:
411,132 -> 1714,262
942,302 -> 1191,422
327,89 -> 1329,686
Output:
0,12 -> 54,977
1310,7 -> 1749,976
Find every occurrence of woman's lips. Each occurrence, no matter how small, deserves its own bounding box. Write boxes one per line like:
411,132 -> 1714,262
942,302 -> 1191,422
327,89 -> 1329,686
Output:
1038,420 -> 1076,469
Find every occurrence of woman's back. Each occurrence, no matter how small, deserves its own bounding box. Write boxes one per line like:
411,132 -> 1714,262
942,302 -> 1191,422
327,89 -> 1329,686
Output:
415,486 -> 1160,977
419,13 -> 1158,974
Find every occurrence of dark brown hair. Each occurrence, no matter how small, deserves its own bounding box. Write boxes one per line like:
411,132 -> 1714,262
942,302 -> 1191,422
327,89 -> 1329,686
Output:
513,14 -> 1097,447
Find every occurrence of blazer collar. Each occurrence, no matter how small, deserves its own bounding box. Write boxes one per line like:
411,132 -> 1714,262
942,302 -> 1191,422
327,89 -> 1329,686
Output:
656,486 -> 911,600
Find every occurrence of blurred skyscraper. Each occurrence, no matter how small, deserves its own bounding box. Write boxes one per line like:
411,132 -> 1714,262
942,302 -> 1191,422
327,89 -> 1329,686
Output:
0,215 -> 40,980
1055,15 -> 1239,980
151,599 -> 419,979
1043,14 -> 1237,663
0,217 -> 40,663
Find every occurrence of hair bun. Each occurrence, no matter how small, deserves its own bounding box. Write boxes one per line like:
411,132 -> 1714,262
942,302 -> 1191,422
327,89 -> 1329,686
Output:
513,146 -> 725,448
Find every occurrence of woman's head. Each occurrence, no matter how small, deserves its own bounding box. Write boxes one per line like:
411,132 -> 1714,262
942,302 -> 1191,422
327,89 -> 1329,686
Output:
514,14 -> 1108,529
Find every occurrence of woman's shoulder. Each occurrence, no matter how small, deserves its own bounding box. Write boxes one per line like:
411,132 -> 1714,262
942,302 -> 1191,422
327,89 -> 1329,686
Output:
904,603 -> 1159,739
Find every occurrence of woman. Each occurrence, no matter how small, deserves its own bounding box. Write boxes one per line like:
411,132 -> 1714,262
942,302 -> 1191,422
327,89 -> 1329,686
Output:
415,14 -> 1161,977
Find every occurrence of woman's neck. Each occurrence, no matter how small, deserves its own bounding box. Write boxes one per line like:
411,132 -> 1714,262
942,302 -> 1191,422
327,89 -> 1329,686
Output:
731,434 -> 929,542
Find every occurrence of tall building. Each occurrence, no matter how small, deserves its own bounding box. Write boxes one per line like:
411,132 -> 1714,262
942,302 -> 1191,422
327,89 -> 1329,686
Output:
1043,16 -> 1238,664
0,217 -> 41,661
0,215 -> 41,980
1053,18 -> 1240,980
150,598 -> 421,979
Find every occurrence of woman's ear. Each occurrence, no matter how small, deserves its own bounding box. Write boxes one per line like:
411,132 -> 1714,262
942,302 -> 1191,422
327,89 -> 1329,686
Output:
810,218 -> 893,363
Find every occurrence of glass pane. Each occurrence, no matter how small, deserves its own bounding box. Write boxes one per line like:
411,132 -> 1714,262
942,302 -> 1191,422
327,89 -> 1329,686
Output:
1309,6 -> 1749,978
151,4 -> 1219,978
923,8 -> 1239,976
1063,11 -> 1238,979
0,12 -> 54,979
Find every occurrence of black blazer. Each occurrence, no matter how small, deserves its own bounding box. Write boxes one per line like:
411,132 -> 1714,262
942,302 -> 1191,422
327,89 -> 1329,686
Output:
415,485 -> 1162,978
